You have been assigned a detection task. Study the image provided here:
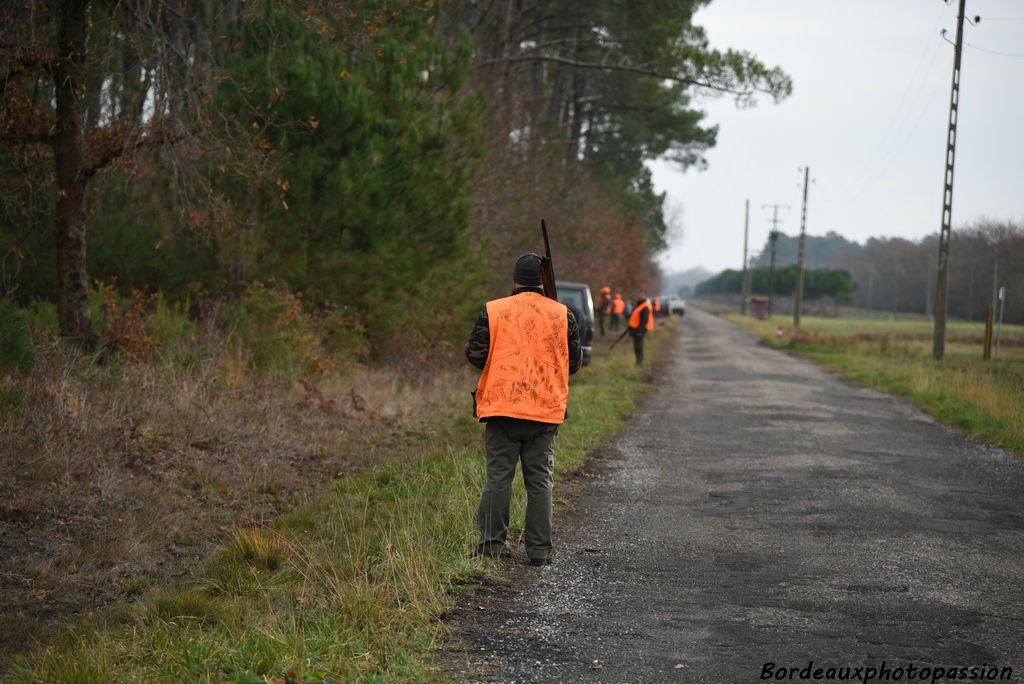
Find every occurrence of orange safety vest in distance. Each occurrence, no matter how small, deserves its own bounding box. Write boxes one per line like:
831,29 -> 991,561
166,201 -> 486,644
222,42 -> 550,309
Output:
612,297 -> 625,315
654,297 -> 661,312
629,300 -> 655,331
475,292 -> 570,424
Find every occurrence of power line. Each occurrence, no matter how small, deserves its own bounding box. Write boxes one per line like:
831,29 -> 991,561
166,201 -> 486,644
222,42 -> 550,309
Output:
843,77 -> 947,207
840,4 -> 948,204
870,5 -> 948,155
965,41 -> 1024,57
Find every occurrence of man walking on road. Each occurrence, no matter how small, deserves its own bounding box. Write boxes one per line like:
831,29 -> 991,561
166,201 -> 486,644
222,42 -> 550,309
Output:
465,254 -> 583,566
627,290 -> 654,365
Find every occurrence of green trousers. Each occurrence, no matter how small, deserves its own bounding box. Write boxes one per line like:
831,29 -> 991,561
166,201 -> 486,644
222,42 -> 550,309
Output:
477,417 -> 557,562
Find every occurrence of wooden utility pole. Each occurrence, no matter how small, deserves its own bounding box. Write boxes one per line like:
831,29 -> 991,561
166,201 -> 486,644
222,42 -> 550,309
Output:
741,199 -> 750,315
794,167 -> 810,328
991,248 -> 999,311
768,230 -> 779,318
932,0 -> 967,360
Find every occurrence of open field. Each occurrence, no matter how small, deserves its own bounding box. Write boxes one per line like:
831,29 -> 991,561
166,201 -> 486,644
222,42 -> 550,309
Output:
2,321 -> 675,682
720,311 -> 1024,456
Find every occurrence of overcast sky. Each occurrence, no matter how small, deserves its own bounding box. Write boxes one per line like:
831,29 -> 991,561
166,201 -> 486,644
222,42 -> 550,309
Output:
649,0 -> 1024,275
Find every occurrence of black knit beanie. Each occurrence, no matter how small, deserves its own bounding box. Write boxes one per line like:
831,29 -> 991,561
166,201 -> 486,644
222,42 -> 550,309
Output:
513,253 -> 543,286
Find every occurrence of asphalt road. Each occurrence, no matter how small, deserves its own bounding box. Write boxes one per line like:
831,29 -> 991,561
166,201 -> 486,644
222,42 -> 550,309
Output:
448,308 -> 1024,683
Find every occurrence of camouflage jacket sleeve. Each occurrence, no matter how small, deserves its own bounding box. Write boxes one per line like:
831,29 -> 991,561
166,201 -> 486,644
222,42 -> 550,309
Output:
567,309 -> 583,376
465,309 -> 489,370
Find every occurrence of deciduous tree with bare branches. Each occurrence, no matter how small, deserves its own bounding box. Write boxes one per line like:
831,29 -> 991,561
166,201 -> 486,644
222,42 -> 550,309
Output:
1,1 -> 217,346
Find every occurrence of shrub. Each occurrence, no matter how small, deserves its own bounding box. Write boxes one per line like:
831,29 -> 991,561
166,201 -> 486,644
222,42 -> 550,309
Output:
0,300 -> 34,375
220,283 -> 325,379
101,286 -> 156,359
147,293 -> 197,363
317,306 -> 367,366
21,299 -> 58,339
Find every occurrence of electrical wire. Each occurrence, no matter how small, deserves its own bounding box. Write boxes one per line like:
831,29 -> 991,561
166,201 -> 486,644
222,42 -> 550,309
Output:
846,76 -> 947,203
871,8 -> 947,155
835,4 -> 949,205
839,50 -> 947,205
965,41 -> 1024,57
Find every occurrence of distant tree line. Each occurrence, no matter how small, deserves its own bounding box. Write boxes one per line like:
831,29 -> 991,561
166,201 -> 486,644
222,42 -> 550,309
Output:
0,1 -> 790,354
752,231 -> 861,270
832,221 -> 1023,325
714,220 -> 1023,324
695,266 -> 855,302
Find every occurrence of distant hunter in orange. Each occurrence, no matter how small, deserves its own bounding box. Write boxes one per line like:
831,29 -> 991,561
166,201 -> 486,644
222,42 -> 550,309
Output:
611,292 -> 625,331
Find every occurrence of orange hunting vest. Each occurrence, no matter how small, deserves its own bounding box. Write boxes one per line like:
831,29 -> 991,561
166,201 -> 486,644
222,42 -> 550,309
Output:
629,300 -> 655,331
612,296 -> 625,315
475,292 -> 570,424
654,297 -> 661,312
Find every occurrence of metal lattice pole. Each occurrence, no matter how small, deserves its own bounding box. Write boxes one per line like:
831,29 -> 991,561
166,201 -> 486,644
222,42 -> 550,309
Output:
762,204 -> 788,319
933,0 -> 966,360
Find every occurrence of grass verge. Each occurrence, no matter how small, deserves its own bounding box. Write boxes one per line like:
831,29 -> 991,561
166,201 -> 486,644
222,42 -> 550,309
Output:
722,313 -> 1024,456
5,323 -> 676,682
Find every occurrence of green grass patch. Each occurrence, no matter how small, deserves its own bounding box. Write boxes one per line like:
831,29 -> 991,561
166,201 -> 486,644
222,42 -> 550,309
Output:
724,313 -> 1024,456
5,324 -> 675,682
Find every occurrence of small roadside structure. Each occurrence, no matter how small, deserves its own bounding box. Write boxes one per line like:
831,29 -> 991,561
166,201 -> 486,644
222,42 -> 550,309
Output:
749,295 -> 768,320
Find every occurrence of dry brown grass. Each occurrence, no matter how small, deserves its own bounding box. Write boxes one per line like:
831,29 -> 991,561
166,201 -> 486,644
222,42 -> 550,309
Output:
0,338 -> 473,655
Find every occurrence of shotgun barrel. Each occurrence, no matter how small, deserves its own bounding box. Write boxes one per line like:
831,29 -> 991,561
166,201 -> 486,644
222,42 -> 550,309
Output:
539,219 -> 557,301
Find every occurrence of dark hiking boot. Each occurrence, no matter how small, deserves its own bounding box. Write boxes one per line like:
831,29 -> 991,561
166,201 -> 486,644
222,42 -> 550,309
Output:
471,544 -> 511,560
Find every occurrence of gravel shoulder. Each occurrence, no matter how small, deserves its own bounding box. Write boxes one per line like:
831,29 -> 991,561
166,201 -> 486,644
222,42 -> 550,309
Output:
444,308 -> 1024,682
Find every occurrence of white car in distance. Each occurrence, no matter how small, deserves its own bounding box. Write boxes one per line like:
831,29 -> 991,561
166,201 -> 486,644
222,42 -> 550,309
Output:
661,295 -> 686,317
